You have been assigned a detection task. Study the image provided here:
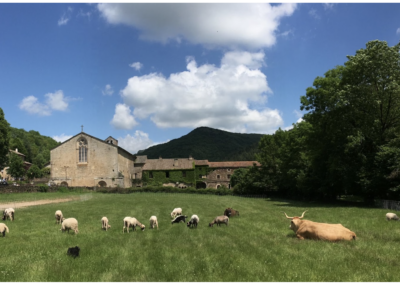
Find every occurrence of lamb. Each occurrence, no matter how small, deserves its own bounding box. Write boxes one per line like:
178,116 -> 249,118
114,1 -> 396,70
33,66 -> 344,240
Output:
171,215 -> 188,224
101,217 -> 111,231
170,208 -> 182,219
0,223 -> 9,237
67,246 -> 80,258
209,215 -> 229,227
55,210 -> 65,224
224,208 -> 240,218
386,213 -> 399,221
187,214 -> 199,228
2,208 -> 14,221
123,217 -> 145,233
149,216 -> 159,229
61,218 -> 79,234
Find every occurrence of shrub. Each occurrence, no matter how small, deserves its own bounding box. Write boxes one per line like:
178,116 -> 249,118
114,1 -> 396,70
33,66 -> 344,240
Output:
37,185 -> 48,193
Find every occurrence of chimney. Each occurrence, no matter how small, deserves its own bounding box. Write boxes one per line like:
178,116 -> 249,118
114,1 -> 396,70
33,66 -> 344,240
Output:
189,155 -> 193,161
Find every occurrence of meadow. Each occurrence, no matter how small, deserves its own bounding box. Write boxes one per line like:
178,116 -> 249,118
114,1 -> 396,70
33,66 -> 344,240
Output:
1,191 -> 400,281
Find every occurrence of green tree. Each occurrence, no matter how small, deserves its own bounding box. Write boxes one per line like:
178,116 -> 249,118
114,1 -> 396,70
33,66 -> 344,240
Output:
300,40 -> 400,201
8,153 -> 25,179
0,108 -> 10,169
27,164 -> 42,179
33,153 -> 46,169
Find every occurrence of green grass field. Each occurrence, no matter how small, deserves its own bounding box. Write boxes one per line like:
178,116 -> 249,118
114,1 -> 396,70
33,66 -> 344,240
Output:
1,192 -> 400,281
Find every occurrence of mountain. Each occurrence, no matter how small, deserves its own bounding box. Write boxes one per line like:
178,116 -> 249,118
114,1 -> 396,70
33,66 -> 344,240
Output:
137,127 -> 265,162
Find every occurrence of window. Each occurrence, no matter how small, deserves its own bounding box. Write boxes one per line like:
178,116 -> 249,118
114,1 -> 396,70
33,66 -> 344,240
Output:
78,138 -> 88,163
227,174 -> 231,179
166,171 -> 170,178
149,172 -> 153,178
182,171 -> 186,177
227,169 -> 231,172
217,175 -> 220,179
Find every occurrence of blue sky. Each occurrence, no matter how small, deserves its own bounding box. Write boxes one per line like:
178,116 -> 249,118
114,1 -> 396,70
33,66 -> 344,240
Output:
1,3 -> 400,154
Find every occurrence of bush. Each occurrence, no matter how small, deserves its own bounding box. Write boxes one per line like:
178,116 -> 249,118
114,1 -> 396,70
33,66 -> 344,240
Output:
37,185 -> 48,193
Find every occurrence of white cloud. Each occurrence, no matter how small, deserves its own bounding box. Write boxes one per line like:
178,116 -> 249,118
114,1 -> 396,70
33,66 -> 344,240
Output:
110,103 -> 138,129
102,84 -> 114,96
397,28 -> 400,35
130,62 -> 143,71
283,118 -> 304,131
97,3 -> 297,50
118,130 -> 159,154
45,90 -> 68,111
58,14 -> 70,26
52,134 -> 73,143
116,51 -> 283,134
19,96 -> 51,116
309,9 -> 320,19
323,3 -> 335,10
19,90 -> 71,116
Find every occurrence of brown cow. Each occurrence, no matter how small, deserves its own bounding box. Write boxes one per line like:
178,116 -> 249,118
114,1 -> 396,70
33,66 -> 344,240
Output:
283,211 -> 356,241
224,208 -> 240,217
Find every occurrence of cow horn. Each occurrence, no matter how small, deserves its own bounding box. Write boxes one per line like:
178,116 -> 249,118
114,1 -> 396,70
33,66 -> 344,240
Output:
283,212 -> 293,219
299,210 -> 307,219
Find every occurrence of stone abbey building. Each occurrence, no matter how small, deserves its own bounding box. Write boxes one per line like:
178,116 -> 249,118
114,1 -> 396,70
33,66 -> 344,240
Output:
50,132 -> 260,189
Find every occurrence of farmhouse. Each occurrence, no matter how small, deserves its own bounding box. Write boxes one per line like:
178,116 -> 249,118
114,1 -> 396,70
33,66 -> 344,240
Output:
1,148 -> 32,180
49,131 -> 260,189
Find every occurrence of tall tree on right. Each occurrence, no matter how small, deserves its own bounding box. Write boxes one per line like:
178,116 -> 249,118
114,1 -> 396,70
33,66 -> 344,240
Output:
301,40 -> 400,201
0,108 -> 10,169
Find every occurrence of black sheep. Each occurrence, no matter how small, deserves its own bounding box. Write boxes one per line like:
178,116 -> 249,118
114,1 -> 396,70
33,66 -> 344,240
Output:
171,215 -> 188,224
67,246 -> 80,258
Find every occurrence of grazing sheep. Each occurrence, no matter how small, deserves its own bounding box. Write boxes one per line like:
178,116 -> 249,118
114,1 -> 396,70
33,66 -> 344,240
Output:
224,208 -> 240,218
101,217 -> 111,231
123,217 -> 145,233
55,210 -> 65,224
187,214 -> 199,228
386,213 -> 399,221
209,215 -> 229,227
2,208 -> 14,221
170,208 -> 182,219
171,215 -> 188,224
61,218 -> 79,234
149,216 -> 159,229
0,223 -> 9,237
67,246 -> 80,258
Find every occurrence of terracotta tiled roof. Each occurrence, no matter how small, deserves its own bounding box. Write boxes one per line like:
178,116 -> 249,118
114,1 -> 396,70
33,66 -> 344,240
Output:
208,161 -> 261,168
194,160 -> 209,166
143,158 -> 195,170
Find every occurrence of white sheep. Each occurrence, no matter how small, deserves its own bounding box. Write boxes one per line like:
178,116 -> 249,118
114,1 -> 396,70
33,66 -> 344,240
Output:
149,216 -> 159,229
386,213 -> 399,221
2,208 -> 14,221
55,210 -> 65,224
187,214 -> 200,228
0,223 -> 9,237
123,217 -> 145,233
209,215 -> 229,227
61,218 -> 79,234
170,208 -> 182,219
102,216 -> 111,231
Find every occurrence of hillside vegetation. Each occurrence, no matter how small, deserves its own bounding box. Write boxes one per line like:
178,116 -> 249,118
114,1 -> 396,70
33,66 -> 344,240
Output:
8,127 -> 59,167
0,192 -> 399,281
138,126 -> 264,161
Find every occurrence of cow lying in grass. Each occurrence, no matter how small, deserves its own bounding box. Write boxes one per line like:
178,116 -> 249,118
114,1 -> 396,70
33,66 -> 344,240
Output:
283,211 -> 356,241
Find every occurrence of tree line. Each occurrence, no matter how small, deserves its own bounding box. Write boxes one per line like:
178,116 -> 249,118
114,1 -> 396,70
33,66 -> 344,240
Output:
0,110 -> 59,180
232,40 -> 400,202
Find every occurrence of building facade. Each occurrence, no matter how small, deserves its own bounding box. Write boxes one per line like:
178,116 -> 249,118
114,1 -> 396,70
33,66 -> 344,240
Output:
49,132 -> 260,189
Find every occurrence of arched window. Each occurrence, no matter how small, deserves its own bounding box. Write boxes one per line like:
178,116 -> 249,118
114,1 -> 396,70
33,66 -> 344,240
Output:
78,138 -> 88,163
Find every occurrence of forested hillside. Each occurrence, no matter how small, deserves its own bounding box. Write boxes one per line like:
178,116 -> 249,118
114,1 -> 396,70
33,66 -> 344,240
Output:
8,127 -> 60,168
138,126 -> 265,161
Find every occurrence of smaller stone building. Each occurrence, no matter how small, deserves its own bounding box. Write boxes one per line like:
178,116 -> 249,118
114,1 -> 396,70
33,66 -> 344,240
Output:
1,149 -> 32,180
